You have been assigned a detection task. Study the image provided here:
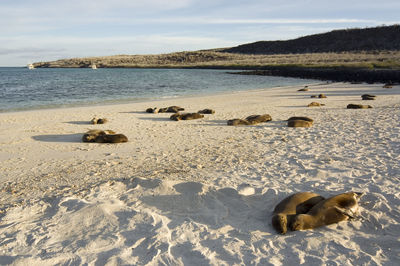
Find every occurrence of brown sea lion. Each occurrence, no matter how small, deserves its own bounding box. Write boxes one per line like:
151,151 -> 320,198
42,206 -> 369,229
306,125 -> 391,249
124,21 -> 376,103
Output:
383,84 -> 393,88
181,113 -> 204,120
308,102 -> 325,107
361,94 -> 376,100
91,118 -> 108,124
227,119 -> 251,126
287,116 -> 314,123
291,192 -> 364,231
170,113 -> 181,121
318,94 -> 327,98
82,129 -> 116,142
170,113 -> 204,121
347,104 -> 372,109
158,107 -> 168,113
94,134 -> 128,143
272,192 -> 325,234
288,120 -> 313,128
198,109 -> 215,114
146,107 -> 160,114
166,106 -> 185,113
298,86 -> 309,92
245,114 -> 272,124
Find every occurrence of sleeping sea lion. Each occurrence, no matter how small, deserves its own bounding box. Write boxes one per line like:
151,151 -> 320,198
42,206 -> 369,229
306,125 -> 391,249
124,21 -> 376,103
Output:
227,119 -> 251,126
181,113 -> 204,120
291,192 -> 364,231
94,134 -> 128,143
308,102 -> 325,107
91,118 -> 108,124
198,109 -> 215,114
170,113 -> 181,121
298,86 -> 309,92
166,106 -> 185,113
272,192 -> 325,234
347,104 -> 372,109
170,113 -> 204,121
245,114 -> 272,124
361,94 -> 376,101
383,84 -> 392,88
287,116 -> 314,123
288,120 -> 313,127
82,129 -> 118,142
146,107 -> 160,114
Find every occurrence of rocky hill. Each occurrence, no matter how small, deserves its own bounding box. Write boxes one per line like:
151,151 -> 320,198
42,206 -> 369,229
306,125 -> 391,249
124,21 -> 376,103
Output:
33,25 -> 400,69
222,25 -> 400,54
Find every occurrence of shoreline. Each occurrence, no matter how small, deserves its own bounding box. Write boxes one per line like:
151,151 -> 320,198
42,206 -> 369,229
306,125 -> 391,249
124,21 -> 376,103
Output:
1,82 -> 399,264
232,66 -> 400,84
0,81 -> 321,114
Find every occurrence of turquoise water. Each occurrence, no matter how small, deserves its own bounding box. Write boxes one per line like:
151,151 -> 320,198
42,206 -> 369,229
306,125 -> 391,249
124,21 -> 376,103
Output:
0,68 -> 316,112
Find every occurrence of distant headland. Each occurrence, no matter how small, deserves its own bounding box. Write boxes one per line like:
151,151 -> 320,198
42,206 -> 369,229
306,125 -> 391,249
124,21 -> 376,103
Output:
32,25 -> 400,83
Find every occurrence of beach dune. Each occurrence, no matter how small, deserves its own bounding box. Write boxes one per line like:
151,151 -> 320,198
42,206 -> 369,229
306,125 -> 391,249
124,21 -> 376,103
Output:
0,83 -> 399,265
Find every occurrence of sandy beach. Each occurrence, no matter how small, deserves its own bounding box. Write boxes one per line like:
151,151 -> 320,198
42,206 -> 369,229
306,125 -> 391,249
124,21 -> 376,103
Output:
0,82 -> 399,265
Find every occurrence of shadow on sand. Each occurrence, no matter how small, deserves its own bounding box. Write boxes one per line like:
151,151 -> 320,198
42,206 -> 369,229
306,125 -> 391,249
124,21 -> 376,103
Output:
32,133 -> 83,143
64,121 -> 92,125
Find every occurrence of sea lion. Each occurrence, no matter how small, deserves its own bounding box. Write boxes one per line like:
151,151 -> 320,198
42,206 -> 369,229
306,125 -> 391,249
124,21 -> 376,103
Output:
181,113 -> 204,120
291,192 -> 364,231
308,102 -> 325,107
318,94 -> 327,98
158,107 -> 168,113
82,129 -> 116,142
347,104 -> 372,109
146,107 -> 160,114
166,106 -> 185,113
245,114 -> 272,124
287,116 -> 314,123
272,192 -> 325,234
170,113 -> 204,121
288,120 -> 313,128
198,109 -> 215,114
383,84 -> 393,88
361,94 -> 376,100
170,113 -> 181,121
91,118 -> 108,124
94,134 -> 128,143
227,119 -> 251,126
298,86 -> 309,92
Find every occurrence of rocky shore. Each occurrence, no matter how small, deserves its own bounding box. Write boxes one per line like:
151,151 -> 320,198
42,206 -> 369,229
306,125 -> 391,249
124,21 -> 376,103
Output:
232,67 -> 400,84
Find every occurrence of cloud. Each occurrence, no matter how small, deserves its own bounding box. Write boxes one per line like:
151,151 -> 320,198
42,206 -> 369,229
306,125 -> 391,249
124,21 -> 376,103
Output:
129,17 -> 378,25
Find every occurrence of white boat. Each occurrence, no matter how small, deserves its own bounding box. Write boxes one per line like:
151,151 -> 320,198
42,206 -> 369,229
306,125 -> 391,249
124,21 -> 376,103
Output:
28,64 -> 35,70
91,63 -> 97,70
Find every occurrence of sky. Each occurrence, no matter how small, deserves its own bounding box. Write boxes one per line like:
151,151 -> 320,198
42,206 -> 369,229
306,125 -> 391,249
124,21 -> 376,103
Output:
1,0 -> 399,66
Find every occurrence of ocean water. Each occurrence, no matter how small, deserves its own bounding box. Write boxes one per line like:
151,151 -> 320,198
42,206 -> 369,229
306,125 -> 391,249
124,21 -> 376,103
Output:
0,67 -> 316,112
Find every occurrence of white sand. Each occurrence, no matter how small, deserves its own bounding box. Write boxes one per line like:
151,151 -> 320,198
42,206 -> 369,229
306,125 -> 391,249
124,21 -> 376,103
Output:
0,82 -> 399,265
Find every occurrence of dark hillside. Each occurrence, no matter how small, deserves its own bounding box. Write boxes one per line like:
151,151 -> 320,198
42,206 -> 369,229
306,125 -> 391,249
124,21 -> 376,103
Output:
222,25 -> 400,54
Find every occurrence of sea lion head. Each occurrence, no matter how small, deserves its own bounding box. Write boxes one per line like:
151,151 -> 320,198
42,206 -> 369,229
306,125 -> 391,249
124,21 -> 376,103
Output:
170,113 -> 181,121
272,213 -> 288,234
291,214 -> 307,231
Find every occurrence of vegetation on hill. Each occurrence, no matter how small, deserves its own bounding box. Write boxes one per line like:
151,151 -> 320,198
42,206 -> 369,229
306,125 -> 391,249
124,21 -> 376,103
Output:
222,25 -> 400,54
33,50 -> 400,69
33,25 -> 400,77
